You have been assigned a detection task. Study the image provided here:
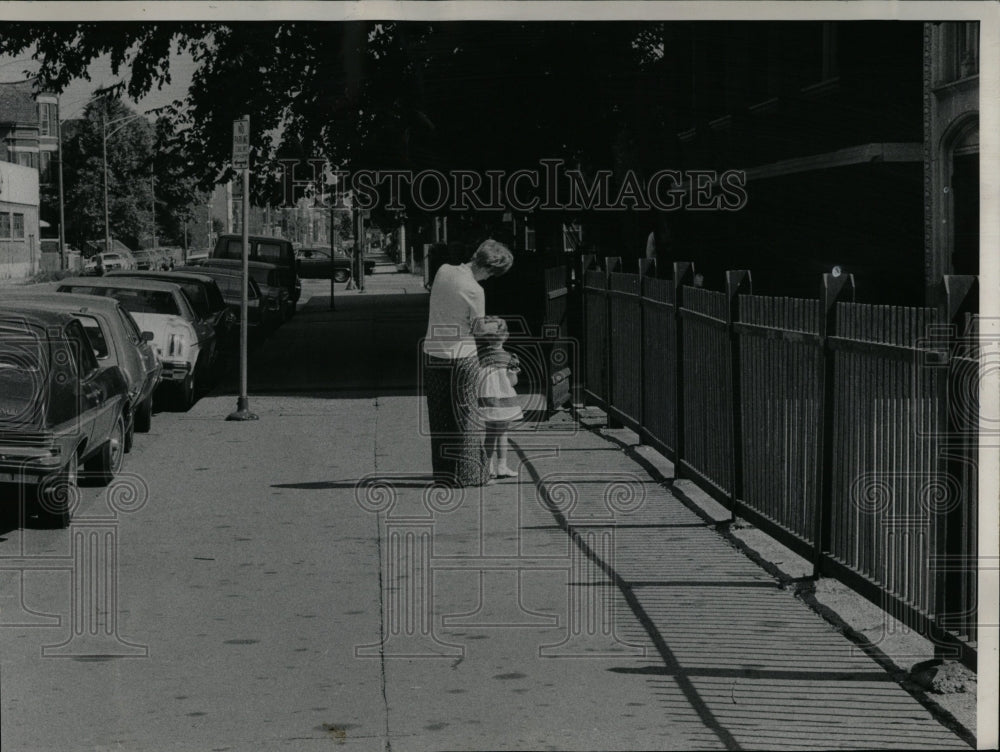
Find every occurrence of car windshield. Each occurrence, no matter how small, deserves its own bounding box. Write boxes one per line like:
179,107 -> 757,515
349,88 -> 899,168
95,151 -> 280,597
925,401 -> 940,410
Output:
223,275 -> 258,300
216,238 -> 242,260
0,334 -> 44,373
0,332 -> 45,423
62,286 -> 180,316
77,315 -> 110,359
179,282 -> 211,318
256,241 -> 285,263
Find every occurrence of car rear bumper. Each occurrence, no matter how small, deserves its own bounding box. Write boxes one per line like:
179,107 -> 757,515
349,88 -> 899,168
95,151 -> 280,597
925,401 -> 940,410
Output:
0,438 -> 72,484
159,360 -> 193,382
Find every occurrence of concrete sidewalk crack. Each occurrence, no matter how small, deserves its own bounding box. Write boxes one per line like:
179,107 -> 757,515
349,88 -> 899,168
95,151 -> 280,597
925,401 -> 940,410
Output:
372,398 -> 393,752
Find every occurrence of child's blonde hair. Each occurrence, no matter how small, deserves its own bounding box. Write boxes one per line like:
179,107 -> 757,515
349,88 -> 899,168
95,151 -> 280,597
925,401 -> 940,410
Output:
480,315 -> 509,345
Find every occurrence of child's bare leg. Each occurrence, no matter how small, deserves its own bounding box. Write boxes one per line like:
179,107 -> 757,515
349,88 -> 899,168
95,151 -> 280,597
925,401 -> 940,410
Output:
485,424 -> 500,475
496,428 -> 514,476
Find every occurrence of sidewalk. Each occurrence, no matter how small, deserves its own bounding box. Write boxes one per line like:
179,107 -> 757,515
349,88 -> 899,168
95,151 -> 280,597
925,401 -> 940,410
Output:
361,400 -> 975,750
238,272 -> 977,749
518,413 -> 976,748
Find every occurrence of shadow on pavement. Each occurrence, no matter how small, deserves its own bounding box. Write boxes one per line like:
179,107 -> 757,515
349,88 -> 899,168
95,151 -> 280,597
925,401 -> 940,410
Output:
208,287 -> 428,399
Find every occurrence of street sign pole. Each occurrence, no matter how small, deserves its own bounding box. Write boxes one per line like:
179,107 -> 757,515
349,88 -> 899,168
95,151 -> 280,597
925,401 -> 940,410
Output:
227,115 -> 257,422
329,202 -> 336,311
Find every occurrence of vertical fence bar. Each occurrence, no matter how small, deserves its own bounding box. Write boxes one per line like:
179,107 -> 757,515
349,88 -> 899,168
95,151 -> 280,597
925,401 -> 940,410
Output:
580,254 -> 596,407
582,255 -> 607,408
938,275 -> 979,664
673,262 -> 694,480
638,258 -> 655,444
726,271 -> 751,522
814,272 -> 856,578
605,257 -> 622,428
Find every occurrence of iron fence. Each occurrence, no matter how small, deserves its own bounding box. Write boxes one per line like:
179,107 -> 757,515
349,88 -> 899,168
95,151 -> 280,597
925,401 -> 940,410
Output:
578,258 -> 979,668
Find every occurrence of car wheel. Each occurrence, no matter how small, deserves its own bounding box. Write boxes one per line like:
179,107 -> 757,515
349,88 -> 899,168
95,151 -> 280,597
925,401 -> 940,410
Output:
85,412 -> 126,485
333,269 -> 350,283
124,410 -> 135,453
178,370 -> 196,410
36,452 -> 78,528
135,394 -> 153,432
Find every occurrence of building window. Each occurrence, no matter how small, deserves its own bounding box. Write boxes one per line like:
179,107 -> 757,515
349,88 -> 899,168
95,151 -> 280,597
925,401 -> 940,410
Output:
15,151 -> 34,169
524,218 -> 536,252
39,151 -> 52,182
12,213 -> 24,239
957,22 -> 979,78
938,22 -> 980,84
38,102 -> 58,137
0,214 -> 10,239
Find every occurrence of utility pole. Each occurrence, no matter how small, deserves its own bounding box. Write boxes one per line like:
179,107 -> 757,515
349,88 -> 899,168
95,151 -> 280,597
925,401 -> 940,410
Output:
227,115 -> 257,422
150,174 -> 156,250
57,115 -> 66,270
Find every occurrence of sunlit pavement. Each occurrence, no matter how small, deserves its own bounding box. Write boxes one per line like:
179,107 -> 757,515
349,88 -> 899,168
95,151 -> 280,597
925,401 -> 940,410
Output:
0,273 -> 974,750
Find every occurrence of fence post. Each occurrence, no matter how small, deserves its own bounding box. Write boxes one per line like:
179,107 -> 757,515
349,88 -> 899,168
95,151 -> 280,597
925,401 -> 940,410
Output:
936,275 -> 979,663
638,259 -> 655,445
578,254 -> 597,406
813,272 -> 856,578
673,262 -> 695,480
726,270 -> 752,522
605,256 -> 622,428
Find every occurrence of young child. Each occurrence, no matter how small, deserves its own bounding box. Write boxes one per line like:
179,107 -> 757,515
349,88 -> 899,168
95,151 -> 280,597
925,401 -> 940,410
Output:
477,316 -> 523,479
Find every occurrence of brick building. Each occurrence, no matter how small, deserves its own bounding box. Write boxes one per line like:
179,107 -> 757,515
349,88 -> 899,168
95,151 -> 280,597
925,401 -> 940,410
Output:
583,21 -> 979,307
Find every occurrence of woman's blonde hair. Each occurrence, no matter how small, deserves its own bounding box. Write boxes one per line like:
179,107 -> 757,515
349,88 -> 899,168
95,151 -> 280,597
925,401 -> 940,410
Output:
472,239 -> 514,277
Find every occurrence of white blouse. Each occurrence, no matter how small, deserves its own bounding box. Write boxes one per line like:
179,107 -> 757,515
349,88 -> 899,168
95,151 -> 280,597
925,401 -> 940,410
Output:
423,263 -> 485,360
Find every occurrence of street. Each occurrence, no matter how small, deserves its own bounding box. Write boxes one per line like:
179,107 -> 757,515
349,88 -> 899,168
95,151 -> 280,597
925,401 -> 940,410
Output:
0,274 -> 974,751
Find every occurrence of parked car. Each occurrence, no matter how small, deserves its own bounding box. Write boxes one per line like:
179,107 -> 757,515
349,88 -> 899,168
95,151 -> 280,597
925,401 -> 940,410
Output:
174,265 -> 273,331
212,234 -> 301,314
0,309 -> 130,527
296,246 -> 375,281
190,258 -> 291,325
107,270 -> 236,349
55,277 -> 216,409
0,292 -> 162,444
84,251 -> 131,274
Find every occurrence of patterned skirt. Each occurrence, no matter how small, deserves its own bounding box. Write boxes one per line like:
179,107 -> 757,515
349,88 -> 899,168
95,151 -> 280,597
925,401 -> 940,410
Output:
422,353 -> 490,487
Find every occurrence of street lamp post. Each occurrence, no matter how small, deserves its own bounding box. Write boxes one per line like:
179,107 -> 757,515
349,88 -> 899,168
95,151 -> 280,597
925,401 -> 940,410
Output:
57,116 -> 67,270
103,118 -> 110,254
102,110 -> 149,256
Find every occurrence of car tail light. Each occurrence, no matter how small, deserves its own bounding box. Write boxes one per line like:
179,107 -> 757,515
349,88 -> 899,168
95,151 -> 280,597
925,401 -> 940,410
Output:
168,333 -> 186,358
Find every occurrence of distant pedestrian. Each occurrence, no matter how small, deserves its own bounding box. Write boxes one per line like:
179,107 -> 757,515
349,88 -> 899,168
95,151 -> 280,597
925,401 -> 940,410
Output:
422,239 -> 514,487
476,316 -> 522,480
93,254 -> 104,276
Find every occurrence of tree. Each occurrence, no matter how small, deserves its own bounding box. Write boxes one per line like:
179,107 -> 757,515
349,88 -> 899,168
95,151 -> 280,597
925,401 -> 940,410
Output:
57,98 -> 155,251
3,22 -> 674,252
151,115 -> 199,246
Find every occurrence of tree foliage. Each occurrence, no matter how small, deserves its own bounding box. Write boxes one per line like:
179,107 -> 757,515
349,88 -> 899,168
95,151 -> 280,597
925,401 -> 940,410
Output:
59,97 -> 154,251
3,21 -> 670,246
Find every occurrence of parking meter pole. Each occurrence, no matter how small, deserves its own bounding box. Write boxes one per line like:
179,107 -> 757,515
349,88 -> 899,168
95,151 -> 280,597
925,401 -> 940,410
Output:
359,209 -> 366,293
329,203 -> 336,311
227,138 -> 258,422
